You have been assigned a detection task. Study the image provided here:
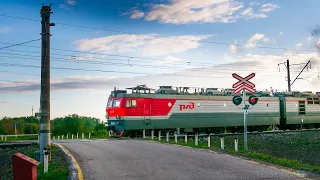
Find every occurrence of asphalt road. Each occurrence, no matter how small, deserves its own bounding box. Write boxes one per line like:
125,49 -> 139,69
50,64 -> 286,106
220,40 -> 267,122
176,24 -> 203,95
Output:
58,139 -> 305,180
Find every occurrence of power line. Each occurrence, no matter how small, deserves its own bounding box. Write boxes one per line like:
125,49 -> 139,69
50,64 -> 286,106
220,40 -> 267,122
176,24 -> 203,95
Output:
0,38 -> 41,50
0,53 -> 317,75
1,39 -> 319,71
0,70 -> 38,76
2,49 -> 318,70
0,62 -> 290,79
1,54 -> 314,75
0,14 -> 318,53
0,47 -> 267,68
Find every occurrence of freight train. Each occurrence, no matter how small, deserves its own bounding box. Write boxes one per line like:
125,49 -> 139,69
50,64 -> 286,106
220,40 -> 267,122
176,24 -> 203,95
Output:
105,85 -> 320,137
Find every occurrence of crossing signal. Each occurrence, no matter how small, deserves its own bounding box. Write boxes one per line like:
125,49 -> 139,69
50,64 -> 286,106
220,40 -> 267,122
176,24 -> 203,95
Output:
248,95 -> 258,105
232,95 -> 242,106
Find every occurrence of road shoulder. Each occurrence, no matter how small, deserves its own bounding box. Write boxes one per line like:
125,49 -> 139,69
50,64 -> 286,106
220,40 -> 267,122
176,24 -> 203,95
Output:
56,143 -> 84,180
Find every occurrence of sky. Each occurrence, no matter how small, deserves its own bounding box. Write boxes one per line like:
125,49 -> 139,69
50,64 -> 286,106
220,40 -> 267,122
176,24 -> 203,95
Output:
0,0 -> 320,121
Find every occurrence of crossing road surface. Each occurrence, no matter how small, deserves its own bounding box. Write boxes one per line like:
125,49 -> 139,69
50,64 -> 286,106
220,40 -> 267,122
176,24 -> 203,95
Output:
58,139 -> 305,180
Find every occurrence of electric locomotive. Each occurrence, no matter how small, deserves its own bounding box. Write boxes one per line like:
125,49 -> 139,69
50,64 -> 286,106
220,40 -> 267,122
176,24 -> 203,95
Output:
106,85 -> 320,137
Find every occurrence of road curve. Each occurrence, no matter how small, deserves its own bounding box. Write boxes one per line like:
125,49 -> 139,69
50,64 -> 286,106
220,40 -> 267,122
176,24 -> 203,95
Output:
58,139 -> 304,180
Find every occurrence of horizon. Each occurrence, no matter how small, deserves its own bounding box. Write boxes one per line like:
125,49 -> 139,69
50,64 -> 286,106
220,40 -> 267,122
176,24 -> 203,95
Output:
0,0 -> 320,121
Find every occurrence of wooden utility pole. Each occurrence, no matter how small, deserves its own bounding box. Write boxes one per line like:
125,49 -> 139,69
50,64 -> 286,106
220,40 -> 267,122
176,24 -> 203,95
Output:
286,60 -> 291,92
40,4 -> 54,165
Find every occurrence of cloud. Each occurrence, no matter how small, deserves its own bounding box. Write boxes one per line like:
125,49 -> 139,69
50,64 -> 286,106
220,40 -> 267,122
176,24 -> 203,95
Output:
66,0 -> 76,5
59,0 -> 76,10
315,40 -> 320,51
245,34 -> 268,48
59,4 -> 70,10
74,34 -> 211,56
130,10 -> 144,19
311,25 -> 320,37
296,43 -> 302,47
0,101 -> 7,104
241,7 -> 267,19
125,0 -> 278,24
70,54 -> 106,61
0,26 -> 11,33
2,52 -> 319,94
0,76 -> 118,93
229,33 -> 270,53
229,45 -> 238,53
259,3 -> 279,12
249,1 -> 260,7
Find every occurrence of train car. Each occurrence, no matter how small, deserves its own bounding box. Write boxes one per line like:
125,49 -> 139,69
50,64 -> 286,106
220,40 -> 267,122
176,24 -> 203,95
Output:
106,85 -> 320,137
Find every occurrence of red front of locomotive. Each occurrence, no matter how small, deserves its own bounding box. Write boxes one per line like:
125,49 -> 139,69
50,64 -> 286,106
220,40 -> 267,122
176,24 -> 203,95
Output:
106,97 -> 126,136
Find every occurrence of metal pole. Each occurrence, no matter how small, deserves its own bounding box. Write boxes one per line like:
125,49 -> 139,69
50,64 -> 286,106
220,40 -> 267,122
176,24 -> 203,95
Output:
287,59 -> 291,92
243,90 -> 248,151
40,5 -> 52,164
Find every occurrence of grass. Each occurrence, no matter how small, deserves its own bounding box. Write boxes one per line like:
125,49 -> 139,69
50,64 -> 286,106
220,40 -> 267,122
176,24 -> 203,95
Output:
0,135 -> 38,143
0,144 -> 69,180
146,130 -> 320,173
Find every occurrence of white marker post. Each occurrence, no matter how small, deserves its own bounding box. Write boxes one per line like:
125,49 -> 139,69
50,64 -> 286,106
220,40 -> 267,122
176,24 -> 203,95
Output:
14,124 -> 17,139
151,130 -> 154,140
235,137 -> 238,152
143,129 -> 146,139
44,148 -> 48,173
175,133 -> 177,143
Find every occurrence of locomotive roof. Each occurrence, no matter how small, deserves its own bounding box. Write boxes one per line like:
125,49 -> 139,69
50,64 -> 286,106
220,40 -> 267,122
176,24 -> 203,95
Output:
110,85 -> 319,99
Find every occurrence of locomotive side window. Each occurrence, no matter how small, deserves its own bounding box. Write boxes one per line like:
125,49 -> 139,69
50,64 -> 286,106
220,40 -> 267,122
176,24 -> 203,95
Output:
112,99 -> 120,107
126,100 -> 131,107
307,98 -> 313,104
314,98 -> 319,104
298,101 -> 306,115
125,99 -> 137,107
131,100 -> 137,107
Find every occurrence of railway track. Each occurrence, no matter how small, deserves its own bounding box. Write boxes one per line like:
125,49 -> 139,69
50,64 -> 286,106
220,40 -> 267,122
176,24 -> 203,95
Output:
138,128 -> 320,139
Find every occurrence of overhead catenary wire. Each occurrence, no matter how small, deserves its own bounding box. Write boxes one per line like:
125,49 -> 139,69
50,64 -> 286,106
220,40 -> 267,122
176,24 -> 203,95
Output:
0,54 -> 316,74
0,62 -> 290,79
1,47 -> 318,71
0,14 -> 318,53
0,38 -> 41,50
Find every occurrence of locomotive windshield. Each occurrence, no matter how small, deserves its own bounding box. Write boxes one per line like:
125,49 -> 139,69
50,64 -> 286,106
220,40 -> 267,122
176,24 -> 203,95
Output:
112,99 -> 121,107
107,100 -> 112,108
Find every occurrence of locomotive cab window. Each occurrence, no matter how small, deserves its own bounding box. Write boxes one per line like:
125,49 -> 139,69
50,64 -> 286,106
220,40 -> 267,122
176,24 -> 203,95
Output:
107,100 -> 112,107
112,99 -> 120,107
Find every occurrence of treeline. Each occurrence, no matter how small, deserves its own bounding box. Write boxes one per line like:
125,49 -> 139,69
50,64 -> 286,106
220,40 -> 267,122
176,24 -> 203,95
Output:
51,114 -> 106,135
0,114 -> 107,135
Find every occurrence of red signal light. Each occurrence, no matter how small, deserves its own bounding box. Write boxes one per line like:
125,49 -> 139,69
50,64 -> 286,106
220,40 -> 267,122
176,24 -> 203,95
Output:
248,95 -> 258,105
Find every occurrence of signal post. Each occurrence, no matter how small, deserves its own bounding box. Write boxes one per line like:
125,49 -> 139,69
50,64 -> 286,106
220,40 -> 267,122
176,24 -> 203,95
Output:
232,73 -> 258,152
